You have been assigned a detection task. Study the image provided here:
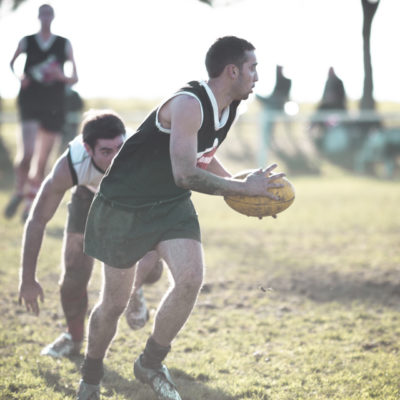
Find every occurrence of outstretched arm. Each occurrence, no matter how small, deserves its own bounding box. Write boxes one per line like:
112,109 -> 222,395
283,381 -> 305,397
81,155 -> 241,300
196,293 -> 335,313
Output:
19,155 -> 73,315
168,95 -> 284,197
10,38 -> 31,88
10,38 -> 24,75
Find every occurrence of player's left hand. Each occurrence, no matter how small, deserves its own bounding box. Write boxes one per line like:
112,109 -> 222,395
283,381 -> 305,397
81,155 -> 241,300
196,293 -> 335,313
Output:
18,280 -> 44,316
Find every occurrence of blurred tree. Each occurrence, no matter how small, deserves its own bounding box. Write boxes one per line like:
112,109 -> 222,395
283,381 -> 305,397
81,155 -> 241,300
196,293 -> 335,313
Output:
0,0 -> 25,9
360,0 -> 380,110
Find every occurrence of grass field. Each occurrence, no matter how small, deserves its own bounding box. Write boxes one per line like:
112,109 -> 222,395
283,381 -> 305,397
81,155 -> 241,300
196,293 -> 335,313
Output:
0,107 -> 400,399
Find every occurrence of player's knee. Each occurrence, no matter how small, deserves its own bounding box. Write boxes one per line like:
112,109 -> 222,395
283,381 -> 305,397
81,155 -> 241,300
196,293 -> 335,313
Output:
60,275 -> 85,296
175,265 -> 203,293
61,264 -> 91,292
101,299 -> 127,319
63,250 -> 93,282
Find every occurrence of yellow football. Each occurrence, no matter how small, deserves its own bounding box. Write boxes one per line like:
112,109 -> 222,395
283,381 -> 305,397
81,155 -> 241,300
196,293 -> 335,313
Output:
224,171 -> 295,218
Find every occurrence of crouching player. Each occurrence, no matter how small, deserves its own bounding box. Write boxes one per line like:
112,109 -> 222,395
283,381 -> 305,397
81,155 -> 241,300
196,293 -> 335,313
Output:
18,110 -> 163,357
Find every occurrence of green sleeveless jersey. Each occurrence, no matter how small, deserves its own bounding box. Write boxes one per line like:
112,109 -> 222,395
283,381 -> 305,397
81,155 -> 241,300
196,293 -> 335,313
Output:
99,81 -> 240,208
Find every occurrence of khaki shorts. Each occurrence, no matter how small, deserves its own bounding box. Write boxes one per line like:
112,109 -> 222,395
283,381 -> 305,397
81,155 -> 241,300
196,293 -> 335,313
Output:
84,193 -> 201,268
66,186 -> 95,234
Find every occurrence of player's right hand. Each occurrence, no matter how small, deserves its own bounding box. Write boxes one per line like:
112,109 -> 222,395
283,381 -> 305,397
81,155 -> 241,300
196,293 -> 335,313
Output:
18,280 -> 44,316
245,164 -> 285,199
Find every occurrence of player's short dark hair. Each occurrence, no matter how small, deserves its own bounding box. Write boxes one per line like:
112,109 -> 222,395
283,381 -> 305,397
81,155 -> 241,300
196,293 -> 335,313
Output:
205,36 -> 255,78
39,4 -> 54,16
81,110 -> 126,149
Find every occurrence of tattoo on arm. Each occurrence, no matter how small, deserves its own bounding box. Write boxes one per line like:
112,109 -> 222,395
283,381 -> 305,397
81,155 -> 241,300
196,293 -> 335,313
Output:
184,171 -> 238,196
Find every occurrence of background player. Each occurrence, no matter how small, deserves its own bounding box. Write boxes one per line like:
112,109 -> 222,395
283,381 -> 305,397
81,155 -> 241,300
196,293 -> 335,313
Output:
6,4 -> 78,221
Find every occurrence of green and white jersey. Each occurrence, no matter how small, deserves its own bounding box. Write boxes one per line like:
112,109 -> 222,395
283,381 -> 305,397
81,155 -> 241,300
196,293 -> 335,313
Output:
66,135 -> 105,193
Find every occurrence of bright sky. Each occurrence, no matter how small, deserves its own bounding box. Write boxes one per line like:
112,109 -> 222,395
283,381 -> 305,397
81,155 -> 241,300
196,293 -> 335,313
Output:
0,0 -> 399,103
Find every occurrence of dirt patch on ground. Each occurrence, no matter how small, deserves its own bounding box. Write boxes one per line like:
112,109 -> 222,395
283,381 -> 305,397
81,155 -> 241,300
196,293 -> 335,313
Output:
262,267 -> 400,309
197,266 -> 400,311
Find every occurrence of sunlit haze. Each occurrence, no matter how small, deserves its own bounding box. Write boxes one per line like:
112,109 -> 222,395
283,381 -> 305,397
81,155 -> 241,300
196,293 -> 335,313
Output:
0,0 -> 399,103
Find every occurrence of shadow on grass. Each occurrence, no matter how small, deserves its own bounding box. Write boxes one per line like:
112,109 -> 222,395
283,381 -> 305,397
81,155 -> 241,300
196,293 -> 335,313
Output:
41,355 -> 140,398
171,368 -> 239,400
41,368 -> 78,398
41,355 -> 237,400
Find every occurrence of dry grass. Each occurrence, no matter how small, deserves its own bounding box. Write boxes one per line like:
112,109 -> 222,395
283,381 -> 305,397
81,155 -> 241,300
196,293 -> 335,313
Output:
1,100 -> 400,399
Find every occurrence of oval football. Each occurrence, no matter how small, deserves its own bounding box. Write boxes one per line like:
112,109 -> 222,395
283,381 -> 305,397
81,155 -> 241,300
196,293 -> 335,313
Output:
224,176 -> 295,217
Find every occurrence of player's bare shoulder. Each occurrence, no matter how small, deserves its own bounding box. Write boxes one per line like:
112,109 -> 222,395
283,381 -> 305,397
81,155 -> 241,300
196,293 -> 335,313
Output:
171,94 -> 202,130
47,154 -> 75,192
159,93 -> 202,132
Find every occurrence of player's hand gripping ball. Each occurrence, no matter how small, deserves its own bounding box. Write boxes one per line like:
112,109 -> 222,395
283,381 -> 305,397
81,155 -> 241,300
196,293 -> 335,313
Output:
224,170 -> 295,218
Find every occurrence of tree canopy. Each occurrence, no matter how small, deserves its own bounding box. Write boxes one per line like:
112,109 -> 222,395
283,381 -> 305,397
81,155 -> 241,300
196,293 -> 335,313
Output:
0,0 -> 25,10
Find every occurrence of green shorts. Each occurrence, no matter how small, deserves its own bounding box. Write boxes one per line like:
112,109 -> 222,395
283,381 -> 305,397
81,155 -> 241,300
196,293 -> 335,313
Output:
83,192 -> 201,268
66,186 -> 95,234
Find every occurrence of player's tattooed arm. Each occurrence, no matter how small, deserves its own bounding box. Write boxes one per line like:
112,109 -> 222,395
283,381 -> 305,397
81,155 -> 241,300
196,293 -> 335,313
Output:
181,171 -> 228,195
178,169 -> 239,195
179,165 -> 284,199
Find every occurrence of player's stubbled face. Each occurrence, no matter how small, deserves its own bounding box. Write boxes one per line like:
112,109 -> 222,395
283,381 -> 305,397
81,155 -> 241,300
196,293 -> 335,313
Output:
236,50 -> 258,100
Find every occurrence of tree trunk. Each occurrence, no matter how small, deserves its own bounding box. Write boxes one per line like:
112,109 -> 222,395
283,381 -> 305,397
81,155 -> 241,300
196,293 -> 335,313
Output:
360,0 -> 380,110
